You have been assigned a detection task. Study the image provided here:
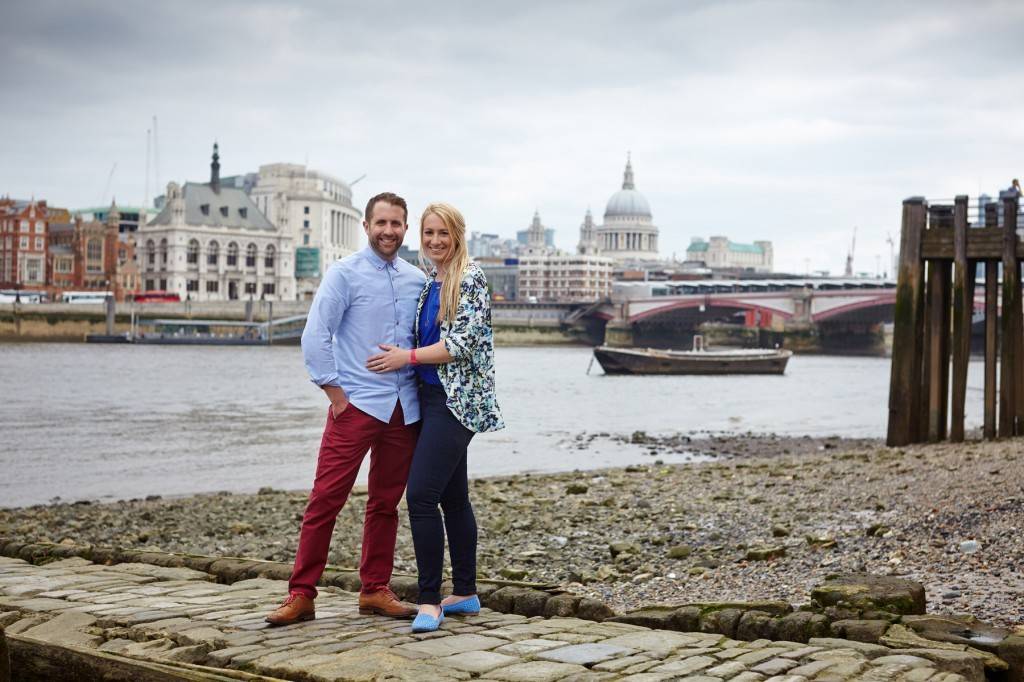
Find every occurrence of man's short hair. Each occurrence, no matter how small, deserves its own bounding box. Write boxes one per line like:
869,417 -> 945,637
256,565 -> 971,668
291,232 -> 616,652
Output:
365,192 -> 408,223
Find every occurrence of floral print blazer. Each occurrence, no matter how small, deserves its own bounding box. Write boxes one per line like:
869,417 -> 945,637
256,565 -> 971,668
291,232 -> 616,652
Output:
414,261 -> 505,433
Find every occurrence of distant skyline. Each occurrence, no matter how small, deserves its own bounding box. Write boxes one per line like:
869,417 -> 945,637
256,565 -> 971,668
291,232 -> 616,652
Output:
2,0 -> 1023,275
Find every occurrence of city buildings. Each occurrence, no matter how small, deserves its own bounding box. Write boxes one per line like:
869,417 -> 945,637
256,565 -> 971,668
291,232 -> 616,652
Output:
478,258 -> 519,301
138,144 -> 295,301
249,162 -> 362,299
596,155 -> 659,262
686,236 -> 774,273
74,205 -> 158,234
0,197 -> 49,290
48,203 -> 140,301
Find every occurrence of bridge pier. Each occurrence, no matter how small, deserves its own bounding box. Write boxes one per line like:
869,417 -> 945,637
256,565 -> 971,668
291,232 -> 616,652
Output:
602,319 -> 634,347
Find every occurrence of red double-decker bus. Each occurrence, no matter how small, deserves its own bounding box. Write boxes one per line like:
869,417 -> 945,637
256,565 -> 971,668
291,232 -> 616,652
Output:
133,291 -> 181,303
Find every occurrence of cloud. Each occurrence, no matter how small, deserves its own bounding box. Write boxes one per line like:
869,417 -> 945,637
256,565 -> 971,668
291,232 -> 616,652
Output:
1,0 -> 1023,274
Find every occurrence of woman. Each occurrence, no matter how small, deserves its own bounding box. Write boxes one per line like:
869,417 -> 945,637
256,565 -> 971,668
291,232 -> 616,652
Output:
367,202 -> 504,633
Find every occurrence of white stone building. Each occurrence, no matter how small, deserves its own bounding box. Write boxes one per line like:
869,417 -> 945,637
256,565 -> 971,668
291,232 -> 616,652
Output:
249,162 -> 363,299
139,145 -> 295,301
518,254 -> 613,302
596,155 -> 659,262
686,236 -> 774,273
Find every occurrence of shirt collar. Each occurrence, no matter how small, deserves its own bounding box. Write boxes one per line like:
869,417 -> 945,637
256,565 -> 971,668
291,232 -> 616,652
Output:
361,246 -> 398,271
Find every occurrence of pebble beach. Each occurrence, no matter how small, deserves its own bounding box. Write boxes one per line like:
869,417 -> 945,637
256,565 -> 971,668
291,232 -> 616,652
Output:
1,433 -> 1020,628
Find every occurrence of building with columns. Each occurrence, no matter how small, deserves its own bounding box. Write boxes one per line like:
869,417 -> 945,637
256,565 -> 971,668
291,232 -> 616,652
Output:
138,144 -> 295,301
596,156 -> 659,262
249,163 -> 362,299
577,208 -> 599,255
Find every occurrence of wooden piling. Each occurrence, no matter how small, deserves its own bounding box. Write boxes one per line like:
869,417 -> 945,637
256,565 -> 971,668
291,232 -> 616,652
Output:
1000,197 -> 1020,436
985,261 -> 998,438
949,196 -> 971,442
887,198 -> 928,446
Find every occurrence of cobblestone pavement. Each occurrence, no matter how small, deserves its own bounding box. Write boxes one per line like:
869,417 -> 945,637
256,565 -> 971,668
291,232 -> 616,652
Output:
0,556 -> 984,681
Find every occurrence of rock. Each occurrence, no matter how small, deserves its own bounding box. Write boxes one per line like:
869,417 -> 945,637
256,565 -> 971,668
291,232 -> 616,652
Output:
543,594 -> 580,618
745,545 -> 786,561
996,634 -> 1024,682
511,589 -> 550,617
811,573 -> 926,615
667,545 -> 692,559
608,606 -> 677,630
670,606 -> 701,632
608,542 -> 640,558
699,607 -> 743,638
499,567 -> 528,581
776,611 -> 830,643
881,624 -> 1008,672
566,483 -> 588,495
689,600 -> 793,617
485,586 -> 530,613
771,524 -> 791,537
576,598 -> 615,622
830,619 -> 890,643
901,615 -> 1011,654
735,610 -> 778,641
805,534 -> 837,548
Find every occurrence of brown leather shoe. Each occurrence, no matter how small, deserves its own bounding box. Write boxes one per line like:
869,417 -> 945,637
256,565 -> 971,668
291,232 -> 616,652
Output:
358,588 -> 416,618
265,593 -> 315,626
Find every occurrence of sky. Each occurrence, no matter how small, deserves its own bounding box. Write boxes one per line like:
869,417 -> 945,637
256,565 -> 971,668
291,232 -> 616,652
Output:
3,0 -> 1024,275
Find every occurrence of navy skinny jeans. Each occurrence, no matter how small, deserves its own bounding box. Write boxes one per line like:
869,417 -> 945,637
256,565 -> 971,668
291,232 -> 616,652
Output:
405,383 -> 477,605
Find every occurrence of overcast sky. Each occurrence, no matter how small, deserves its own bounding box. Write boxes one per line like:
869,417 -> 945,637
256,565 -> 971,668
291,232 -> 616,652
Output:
3,0 -> 1023,274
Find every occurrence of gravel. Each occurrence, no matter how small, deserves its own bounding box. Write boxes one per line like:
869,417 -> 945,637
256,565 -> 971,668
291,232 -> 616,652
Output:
1,433 -> 1021,628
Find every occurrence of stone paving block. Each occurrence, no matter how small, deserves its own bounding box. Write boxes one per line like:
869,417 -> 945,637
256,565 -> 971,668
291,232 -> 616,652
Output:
592,654 -> 655,672
205,644 -> 267,665
97,638 -> 134,654
735,647 -> 791,665
545,632 -> 606,644
872,654 -> 935,668
304,646 -> 423,681
788,659 -> 836,676
396,632 -> 507,657
493,638 -> 568,656
536,642 -> 636,666
750,657 -> 799,675
4,615 -> 48,634
19,611 -> 102,647
487,660 -> 590,682
902,669 -> 939,681
731,673 -> 767,682
440,650 -> 521,673
705,660 -> 749,677
808,637 -> 889,658
601,630 -> 705,656
675,676 -> 724,682
157,644 -> 212,664
650,654 -> 717,675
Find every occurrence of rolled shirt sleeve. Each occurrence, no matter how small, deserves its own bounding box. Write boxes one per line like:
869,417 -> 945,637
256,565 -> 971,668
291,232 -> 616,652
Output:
301,264 -> 349,387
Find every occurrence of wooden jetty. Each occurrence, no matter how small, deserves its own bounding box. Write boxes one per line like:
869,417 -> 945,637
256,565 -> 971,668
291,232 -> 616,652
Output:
887,194 -> 1023,445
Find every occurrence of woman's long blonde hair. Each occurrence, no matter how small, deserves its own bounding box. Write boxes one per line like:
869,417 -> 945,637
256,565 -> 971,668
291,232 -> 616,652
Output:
419,202 -> 469,324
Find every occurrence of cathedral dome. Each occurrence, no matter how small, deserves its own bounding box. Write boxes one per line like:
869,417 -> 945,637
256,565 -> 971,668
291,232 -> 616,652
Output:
603,156 -> 651,219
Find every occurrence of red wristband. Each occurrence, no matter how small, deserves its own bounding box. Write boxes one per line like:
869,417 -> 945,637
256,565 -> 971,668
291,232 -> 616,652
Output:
410,349 -> 418,365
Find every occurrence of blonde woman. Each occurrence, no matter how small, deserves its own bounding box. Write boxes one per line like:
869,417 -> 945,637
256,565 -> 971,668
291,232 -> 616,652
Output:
367,202 -> 504,632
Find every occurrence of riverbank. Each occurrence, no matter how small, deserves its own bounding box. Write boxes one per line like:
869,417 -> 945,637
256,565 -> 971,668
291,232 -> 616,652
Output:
1,435 -> 1020,628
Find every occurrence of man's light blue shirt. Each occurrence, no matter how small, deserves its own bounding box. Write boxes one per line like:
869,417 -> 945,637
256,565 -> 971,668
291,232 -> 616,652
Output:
301,247 -> 426,424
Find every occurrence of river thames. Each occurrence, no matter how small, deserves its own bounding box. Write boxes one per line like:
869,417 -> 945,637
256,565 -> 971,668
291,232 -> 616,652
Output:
0,343 -> 986,507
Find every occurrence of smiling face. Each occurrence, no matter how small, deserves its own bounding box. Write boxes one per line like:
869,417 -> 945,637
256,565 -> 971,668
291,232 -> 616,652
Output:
363,201 -> 408,260
421,212 -> 453,267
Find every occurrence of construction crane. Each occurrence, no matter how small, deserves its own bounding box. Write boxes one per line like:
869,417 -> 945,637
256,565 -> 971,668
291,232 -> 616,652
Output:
844,226 -> 857,277
100,162 -> 117,206
886,232 -> 896,279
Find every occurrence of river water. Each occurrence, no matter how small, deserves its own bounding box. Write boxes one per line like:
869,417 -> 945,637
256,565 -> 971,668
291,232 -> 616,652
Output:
0,344 -> 986,508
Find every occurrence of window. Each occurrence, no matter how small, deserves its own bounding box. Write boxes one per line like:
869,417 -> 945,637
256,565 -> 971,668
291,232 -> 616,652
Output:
245,282 -> 257,294
303,219 -> 309,228
206,280 -> 219,293
20,220 -> 28,232
245,243 -> 257,268
34,237 -> 43,250
219,206 -> 229,217
56,258 -> 72,273
186,279 -> 199,292
207,240 -> 219,265
160,239 -> 168,264
19,236 -> 28,249
146,239 -> 155,266
304,206 -> 310,215
261,283 -> 276,296
303,233 -> 310,245
159,278 -> 167,290
34,222 -> 43,234
118,248 -> 127,265
26,258 -> 41,282
264,245 -> 275,268
238,208 -> 247,219
227,242 -> 238,267
200,204 -> 210,216
86,239 -> 103,273
187,239 -> 199,265
145,279 -> 155,291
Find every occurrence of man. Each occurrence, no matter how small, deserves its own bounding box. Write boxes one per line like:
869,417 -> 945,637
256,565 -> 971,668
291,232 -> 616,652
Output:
266,192 -> 426,625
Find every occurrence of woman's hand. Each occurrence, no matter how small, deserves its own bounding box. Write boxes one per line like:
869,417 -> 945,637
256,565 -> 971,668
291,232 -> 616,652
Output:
366,344 -> 412,373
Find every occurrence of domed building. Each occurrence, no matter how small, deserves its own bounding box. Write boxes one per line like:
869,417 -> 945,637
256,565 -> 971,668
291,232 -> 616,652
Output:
596,155 -> 659,262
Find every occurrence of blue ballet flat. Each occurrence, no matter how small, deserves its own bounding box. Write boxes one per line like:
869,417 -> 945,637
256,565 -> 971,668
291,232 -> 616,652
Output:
411,610 -> 444,633
441,595 -> 480,616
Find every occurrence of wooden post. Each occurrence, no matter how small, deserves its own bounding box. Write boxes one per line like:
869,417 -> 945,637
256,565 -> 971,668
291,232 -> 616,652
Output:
999,196 -> 1020,436
887,197 -> 928,446
926,206 -> 953,441
985,260 -> 998,438
950,196 -> 971,441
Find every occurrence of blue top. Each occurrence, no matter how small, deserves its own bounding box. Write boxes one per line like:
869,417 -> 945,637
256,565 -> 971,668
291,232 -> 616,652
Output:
414,281 -> 442,386
301,246 -> 426,424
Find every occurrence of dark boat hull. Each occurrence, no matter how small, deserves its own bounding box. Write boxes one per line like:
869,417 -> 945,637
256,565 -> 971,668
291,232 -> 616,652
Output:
594,346 -> 792,375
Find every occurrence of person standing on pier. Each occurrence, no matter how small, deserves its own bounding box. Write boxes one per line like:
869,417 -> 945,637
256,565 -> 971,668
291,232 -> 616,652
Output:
266,192 -> 425,625
367,202 -> 504,633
